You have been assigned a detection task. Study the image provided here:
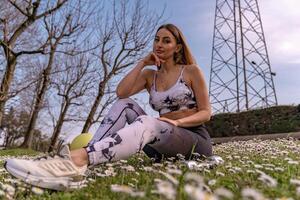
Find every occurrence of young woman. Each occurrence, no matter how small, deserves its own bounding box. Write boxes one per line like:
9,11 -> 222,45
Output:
5,24 -> 213,191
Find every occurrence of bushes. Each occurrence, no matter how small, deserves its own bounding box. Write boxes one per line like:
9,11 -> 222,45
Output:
205,105 -> 300,137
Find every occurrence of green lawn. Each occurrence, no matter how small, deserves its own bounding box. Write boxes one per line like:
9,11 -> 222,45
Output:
1,138 -> 300,199
0,148 -> 39,157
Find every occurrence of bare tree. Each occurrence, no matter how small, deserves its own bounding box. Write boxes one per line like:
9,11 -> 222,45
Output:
48,54 -> 95,152
21,1 -> 90,148
81,0 -> 164,133
0,0 -> 69,127
0,0 -> 164,148
2,107 -> 34,148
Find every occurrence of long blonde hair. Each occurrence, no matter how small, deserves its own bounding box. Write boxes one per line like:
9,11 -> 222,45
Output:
156,24 -> 196,65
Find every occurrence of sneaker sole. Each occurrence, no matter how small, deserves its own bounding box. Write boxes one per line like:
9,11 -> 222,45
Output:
4,161 -> 86,191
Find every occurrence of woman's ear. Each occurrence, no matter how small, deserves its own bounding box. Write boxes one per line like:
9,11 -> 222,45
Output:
176,44 -> 182,53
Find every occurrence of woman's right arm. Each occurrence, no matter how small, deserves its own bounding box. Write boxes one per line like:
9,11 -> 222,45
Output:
116,52 -> 163,98
116,61 -> 147,98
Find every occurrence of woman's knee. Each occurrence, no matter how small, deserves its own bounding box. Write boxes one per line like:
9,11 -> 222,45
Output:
130,115 -> 159,132
134,115 -> 156,125
113,98 -> 141,109
115,97 -> 136,104
134,115 -> 171,135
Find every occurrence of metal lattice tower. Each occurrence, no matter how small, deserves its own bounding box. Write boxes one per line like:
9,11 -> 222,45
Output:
209,0 -> 278,113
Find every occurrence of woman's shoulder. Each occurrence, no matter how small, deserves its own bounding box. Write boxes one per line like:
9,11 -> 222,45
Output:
182,64 -> 205,84
182,64 -> 203,76
183,64 -> 206,86
183,64 -> 200,71
185,64 -> 203,75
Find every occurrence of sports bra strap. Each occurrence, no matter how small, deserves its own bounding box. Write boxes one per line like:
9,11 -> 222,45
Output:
152,71 -> 157,89
152,66 -> 185,90
178,65 -> 185,82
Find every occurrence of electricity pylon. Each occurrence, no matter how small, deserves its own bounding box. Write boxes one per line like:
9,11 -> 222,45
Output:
209,0 -> 277,113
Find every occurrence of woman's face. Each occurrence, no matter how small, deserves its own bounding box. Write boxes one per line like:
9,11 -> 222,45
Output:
153,28 -> 180,61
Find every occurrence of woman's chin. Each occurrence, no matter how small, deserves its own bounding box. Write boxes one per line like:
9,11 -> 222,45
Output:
157,54 -> 169,60
156,54 -> 164,58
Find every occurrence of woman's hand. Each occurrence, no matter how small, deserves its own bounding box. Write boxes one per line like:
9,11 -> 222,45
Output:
157,117 -> 180,126
141,52 -> 165,67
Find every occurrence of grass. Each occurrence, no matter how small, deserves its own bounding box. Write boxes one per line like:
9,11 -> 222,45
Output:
0,148 -> 39,157
1,138 -> 300,199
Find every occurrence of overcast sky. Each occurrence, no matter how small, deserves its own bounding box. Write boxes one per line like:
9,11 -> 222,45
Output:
147,0 -> 300,106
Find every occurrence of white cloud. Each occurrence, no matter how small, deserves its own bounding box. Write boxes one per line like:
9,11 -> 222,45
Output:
260,0 -> 300,67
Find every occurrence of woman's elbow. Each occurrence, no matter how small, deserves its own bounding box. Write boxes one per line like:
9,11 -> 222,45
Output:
116,90 -> 130,99
116,90 -> 122,98
116,87 -> 125,98
206,113 -> 212,122
116,92 -> 128,99
202,109 -> 212,123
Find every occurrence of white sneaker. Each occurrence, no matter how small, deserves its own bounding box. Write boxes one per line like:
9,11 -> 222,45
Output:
4,145 -> 87,191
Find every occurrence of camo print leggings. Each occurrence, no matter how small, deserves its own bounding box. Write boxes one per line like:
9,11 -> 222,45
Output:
86,98 -> 212,166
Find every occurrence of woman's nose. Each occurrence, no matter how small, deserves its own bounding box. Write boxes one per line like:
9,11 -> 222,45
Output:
156,40 -> 162,47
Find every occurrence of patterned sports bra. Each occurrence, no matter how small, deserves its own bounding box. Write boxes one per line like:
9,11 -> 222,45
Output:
149,66 -> 197,115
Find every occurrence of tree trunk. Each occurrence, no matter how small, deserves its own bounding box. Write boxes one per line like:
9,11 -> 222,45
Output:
81,81 -> 106,133
21,49 -> 55,148
0,54 -> 17,126
48,100 -> 69,152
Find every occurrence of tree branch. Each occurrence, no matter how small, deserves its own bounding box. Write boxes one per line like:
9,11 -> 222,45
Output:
36,0 -> 68,19
7,0 -> 29,17
15,49 -> 45,56
0,40 -> 15,57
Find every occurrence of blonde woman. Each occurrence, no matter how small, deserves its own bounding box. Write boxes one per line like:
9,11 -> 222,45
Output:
5,24 -> 213,191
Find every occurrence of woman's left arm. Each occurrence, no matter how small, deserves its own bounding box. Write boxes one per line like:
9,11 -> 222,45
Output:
160,65 -> 211,127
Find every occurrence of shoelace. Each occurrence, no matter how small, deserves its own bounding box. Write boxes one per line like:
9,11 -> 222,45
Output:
33,152 -> 64,161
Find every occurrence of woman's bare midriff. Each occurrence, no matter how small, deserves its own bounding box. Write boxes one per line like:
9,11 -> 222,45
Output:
160,107 -> 198,120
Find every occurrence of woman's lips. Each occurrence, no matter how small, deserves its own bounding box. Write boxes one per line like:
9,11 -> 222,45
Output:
156,50 -> 164,54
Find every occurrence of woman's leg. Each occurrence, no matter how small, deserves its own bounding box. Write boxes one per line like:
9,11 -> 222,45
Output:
4,108 -> 212,191
89,97 -> 146,144
86,115 -> 212,166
